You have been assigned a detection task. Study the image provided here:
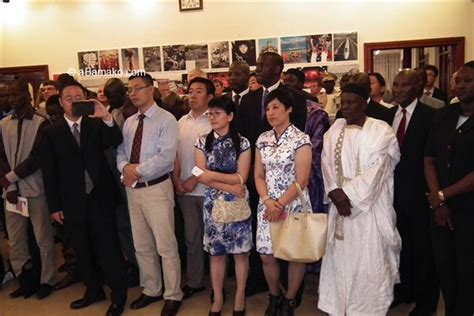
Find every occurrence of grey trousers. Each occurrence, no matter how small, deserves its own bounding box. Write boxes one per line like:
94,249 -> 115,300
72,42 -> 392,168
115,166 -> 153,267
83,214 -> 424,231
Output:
177,195 -> 206,288
5,194 -> 56,285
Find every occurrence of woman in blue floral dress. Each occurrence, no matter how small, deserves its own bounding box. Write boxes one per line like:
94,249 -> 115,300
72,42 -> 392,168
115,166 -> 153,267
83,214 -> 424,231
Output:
254,89 -> 312,316
195,97 -> 252,315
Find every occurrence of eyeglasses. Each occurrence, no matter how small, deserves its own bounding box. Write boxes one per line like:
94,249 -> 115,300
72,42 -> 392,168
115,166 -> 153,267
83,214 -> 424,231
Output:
206,111 -> 225,118
127,86 -> 150,94
62,96 -> 83,103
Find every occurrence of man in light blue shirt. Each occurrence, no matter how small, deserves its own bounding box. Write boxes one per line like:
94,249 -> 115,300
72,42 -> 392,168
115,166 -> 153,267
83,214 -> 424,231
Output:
117,73 -> 183,316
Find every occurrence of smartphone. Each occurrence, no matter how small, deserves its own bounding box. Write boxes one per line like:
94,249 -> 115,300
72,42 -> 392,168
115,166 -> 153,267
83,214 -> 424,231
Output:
72,101 -> 95,117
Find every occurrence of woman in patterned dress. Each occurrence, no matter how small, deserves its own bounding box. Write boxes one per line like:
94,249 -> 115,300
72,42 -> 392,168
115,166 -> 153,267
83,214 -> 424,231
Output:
254,89 -> 312,316
195,97 -> 252,315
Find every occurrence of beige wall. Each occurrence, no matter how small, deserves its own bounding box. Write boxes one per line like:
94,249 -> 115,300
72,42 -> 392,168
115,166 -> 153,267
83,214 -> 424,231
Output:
0,23 -> 3,67
0,0 -> 473,77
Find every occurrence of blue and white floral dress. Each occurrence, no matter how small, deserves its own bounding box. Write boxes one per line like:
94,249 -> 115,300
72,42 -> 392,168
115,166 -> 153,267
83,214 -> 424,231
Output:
255,124 -> 312,255
195,133 -> 253,256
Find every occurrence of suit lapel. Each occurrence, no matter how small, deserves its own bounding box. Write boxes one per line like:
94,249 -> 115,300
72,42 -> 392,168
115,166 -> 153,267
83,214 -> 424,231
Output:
80,117 -> 92,151
404,102 -> 422,137
385,106 -> 397,125
60,117 -> 81,152
255,88 -> 264,121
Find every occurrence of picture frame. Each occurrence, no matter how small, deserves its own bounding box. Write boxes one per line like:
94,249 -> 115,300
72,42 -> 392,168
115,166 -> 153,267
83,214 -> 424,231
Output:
179,0 -> 203,11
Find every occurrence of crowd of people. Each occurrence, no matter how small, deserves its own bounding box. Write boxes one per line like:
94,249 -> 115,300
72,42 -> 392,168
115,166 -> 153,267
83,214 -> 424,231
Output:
0,52 -> 473,316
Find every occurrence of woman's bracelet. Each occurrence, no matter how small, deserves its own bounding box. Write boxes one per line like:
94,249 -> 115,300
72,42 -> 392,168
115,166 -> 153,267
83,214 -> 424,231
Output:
261,195 -> 271,203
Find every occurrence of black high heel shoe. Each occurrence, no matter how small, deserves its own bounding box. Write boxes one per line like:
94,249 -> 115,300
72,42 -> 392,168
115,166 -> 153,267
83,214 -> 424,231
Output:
208,311 -> 221,316
233,309 -> 245,316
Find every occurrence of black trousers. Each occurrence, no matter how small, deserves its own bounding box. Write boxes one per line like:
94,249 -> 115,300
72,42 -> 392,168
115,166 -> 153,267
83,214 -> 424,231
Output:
246,180 -> 267,289
431,208 -> 474,316
395,201 -> 439,313
55,222 -> 77,277
66,193 -> 127,306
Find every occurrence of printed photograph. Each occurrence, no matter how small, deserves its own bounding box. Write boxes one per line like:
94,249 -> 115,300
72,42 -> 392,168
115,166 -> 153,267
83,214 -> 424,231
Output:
334,32 -> 358,61
209,41 -> 230,69
231,39 -> 256,66
143,46 -> 162,72
163,45 -> 186,71
207,71 -> 230,93
121,48 -> 140,72
78,51 -> 99,72
99,49 -> 119,71
185,44 -> 209,69
280,36 -> 307,64
306,34 -> 333,63
301,66 -> 327,89
258,38 -> 279,55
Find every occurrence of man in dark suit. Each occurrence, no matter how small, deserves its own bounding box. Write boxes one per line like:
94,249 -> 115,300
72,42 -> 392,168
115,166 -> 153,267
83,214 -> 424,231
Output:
236,52 -> 307,298
282,68 -> 318,103
226,60 -> 251,109
382,69 -> 438,315
40,81 -> 127,316
423,64 -> 448,103
336,71 -> 387,120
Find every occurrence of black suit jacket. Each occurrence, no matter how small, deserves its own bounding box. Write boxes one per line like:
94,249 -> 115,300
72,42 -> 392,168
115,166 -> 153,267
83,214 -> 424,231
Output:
236,83 -> 307,151
381,101 -> 435,207
432,87 -> 448,103
41,116 -> 123,224
336,99 -> 387,120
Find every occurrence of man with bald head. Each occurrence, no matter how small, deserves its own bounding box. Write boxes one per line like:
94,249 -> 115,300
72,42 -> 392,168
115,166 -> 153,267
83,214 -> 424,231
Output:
228,61 -> 250,108
382,69 -> 438,315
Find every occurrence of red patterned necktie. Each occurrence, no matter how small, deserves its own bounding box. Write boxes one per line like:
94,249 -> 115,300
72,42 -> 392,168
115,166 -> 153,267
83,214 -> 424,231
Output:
396,108 -> 407,147
130,114 -> 145,164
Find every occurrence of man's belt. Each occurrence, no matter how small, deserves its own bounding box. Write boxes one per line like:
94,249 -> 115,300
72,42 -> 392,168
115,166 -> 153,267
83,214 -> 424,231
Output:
134,173 -> 170,189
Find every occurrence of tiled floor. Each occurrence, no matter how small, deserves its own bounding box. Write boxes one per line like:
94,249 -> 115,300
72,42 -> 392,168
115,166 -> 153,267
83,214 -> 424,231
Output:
0,271 -> 436,316
0,235 -> 443,315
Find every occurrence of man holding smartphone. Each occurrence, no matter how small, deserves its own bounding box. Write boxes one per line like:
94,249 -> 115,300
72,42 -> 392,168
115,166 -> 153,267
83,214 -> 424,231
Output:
41,80 -> 127,316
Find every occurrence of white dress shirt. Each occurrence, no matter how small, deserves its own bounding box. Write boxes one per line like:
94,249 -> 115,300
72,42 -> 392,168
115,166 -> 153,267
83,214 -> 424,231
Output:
392,99 -> 417,133
177,110 -> 211,196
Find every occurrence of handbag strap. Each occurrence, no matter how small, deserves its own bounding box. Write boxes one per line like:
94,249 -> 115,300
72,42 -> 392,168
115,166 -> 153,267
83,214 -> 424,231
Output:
294,181 -> 310,228
236,173 -> 244,185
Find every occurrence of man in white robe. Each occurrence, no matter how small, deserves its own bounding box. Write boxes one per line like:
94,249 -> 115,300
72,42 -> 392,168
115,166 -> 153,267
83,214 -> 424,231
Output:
318,83 -> 401,315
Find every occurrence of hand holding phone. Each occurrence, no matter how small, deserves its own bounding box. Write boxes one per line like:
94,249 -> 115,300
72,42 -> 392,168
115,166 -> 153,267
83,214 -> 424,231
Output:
72,101 -> 95,117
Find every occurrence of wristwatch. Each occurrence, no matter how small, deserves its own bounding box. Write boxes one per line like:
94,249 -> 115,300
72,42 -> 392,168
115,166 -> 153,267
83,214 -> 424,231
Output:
438,190 -> 445,201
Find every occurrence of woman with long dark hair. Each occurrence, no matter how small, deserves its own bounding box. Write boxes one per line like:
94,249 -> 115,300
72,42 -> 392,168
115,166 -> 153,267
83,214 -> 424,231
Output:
195,97 -> 252,316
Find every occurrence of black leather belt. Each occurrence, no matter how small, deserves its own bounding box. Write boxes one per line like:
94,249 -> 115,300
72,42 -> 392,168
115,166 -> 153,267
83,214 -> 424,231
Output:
135,173 -> 169,189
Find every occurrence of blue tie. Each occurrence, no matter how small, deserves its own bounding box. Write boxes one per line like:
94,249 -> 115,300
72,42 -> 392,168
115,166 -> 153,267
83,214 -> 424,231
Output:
261,89 -> 269,120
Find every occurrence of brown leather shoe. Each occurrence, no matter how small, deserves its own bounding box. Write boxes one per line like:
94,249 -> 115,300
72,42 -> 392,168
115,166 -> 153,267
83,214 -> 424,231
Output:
160,299 -> 182,316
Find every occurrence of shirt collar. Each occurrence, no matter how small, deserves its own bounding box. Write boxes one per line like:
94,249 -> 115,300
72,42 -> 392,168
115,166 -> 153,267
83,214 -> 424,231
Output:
11,106 -> 35,120
137,102 -> 158,120
232,88 -> 250,99
263,81 -> 281,94
396,98 -> 417,116
424,87 -> 435,94
187,108 -> 209,120
64,115 -> 82,129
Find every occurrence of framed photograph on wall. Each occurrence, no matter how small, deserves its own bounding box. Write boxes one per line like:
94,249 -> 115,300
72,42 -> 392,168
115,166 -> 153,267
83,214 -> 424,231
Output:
280,36 -> 308,64
334,32 -> 358,61
179,0 -> 203,11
